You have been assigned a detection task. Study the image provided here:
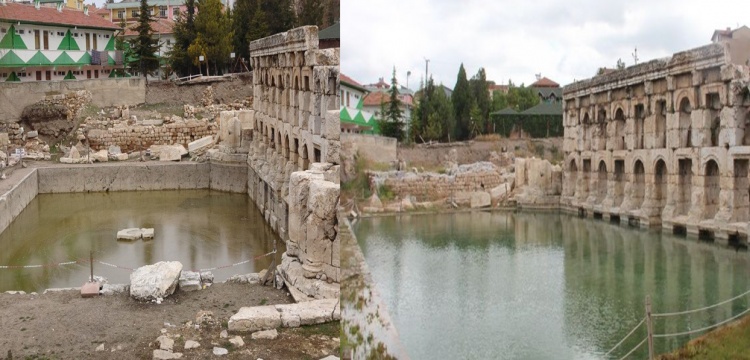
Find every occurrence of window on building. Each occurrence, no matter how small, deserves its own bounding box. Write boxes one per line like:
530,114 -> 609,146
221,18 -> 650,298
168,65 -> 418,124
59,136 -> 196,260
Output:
105,34 -> 110,38
150,8 -> 155,16
132,9 -> 139,17
1,73 -> 6,78
173,8 -> 179,17
17,29 -> 24,35
0,28 -> 6,34
74,32 -> 79,37
159,6 -> 167,17
118,10 -> 124,19
57,31 -> 64,36
166,39 -> 171,45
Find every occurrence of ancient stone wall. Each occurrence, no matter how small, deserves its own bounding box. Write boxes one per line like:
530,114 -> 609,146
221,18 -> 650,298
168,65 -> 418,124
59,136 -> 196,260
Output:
372,163 -> 506,201
236,26 -> 340,301
562,36 -> 750,243
86,120 -> 217,153
0,78 -> 145,123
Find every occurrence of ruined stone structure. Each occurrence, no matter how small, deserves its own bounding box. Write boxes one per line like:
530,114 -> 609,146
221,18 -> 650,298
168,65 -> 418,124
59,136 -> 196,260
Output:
562,34 -> 750,243
241,26 -> 341,300
87,120 -> 218,153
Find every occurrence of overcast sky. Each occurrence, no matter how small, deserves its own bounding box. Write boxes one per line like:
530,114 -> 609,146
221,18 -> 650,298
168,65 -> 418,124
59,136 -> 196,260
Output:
342,0 -> 749,91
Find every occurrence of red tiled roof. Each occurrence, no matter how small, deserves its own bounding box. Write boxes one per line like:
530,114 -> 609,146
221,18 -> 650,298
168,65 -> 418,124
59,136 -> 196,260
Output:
363,91 -> 413,107
530,76 -> 559,88
367,77 -> 389,89
123,18 -> 174,36
340,73 -> 364,88
0,2 -> 120,30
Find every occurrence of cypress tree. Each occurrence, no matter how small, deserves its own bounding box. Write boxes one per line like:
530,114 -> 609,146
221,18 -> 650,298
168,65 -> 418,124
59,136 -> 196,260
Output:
452,63 -> 472,140
127,0 -> 160,82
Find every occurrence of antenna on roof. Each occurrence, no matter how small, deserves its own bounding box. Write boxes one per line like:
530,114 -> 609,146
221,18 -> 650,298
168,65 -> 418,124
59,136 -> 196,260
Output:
632,47 -> 639,65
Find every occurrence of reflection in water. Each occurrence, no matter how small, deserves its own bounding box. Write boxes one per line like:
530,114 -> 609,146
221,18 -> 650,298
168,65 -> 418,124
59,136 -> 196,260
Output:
354,212 -> 750,359
0,190 -> 284,292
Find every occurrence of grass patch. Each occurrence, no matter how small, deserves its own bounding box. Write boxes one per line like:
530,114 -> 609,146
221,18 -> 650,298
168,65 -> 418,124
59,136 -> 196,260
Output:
658,313 -> 750,359
377,184 -> 396,202
259,298 -> 268,305
293,322 -> 340,338
341,152 -> 374,200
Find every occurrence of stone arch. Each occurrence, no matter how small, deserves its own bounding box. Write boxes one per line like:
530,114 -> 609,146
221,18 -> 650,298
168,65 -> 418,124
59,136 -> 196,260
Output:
678,96 -> 692,148
710,116 -> 720,147
565,158 -> 578,197
633,160 -> 645,208
613,107 -> 625,150
676,158 -> 693,216
597,160 -> 607,202
596,108 -> 607,151
655,98 -> 667,148
654,159 -> 668,214
276,129 -> 282,153
283,133 -> 291,159
582,112 -> 591,150
300,143 -> 310,170
704,159 -> 720,219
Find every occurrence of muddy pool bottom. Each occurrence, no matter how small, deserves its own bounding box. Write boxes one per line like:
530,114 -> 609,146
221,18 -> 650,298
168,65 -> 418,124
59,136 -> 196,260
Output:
0,189 -> 284,292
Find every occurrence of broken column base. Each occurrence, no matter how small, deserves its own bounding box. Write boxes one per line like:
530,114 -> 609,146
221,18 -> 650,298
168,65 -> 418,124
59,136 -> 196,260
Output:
81,281 -> 100,298
277,253 -> 339,302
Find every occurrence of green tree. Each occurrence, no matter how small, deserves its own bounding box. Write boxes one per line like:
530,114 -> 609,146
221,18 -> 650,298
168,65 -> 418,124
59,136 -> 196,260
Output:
232,0 -> 254,62
411,77 -> 454,142
167,0 -> 197,76
452,63 -> 473,141
469,67 -> 490,134
491,81 -> 539,113
378,67 -> 404,141
193,0 -> 234,75
247,2 -> 269,42
127,0 -> 161,82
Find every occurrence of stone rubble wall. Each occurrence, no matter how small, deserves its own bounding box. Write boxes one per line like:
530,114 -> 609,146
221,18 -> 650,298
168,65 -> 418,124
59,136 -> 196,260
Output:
145,75 -> 254,105
238,26 -> 340,301
87,120 -> 218,153
0,78 -> 145,123
371,162 -> 506,201
513,158 -> 563,207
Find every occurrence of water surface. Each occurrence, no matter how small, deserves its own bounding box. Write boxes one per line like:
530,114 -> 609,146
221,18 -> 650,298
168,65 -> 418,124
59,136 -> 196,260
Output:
0,190 -> 282,292
354,212 -> 750,359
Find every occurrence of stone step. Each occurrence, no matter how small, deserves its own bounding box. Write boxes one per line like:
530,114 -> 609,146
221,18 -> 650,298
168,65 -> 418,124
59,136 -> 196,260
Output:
227,298 -> 340,333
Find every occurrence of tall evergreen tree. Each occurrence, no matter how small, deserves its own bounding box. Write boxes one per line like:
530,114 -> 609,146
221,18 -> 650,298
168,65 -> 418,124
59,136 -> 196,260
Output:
297,0 -> 324,27
167,0 -> 197,76
411,77 -> 453,142
262,0 -> 295,35
128,0 -> 161,82
232,0 -> 254,61
247,2 -> 269,42
452,63 -> 473,140
378,67 -> 404,141
469,68 -> 491,134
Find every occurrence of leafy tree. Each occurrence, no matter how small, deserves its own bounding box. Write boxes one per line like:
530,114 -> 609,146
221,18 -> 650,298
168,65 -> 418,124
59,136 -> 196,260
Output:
469,67 -> 490,134
167,0 -> 197,76
127,0 -> 161,82
491,81 -> 540,113
378,67 -> 404,141
411,77 -> 454,142
193,0 -> 234,75
616,58 -> 626,70
452,63 -> 473,141
322,0 -> 339,28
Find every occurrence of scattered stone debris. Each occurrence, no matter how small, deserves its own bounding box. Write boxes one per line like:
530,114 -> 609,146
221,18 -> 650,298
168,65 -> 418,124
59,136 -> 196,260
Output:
178,271 -> 202,292
153,349 -> 183,359
130,261 -> 183,302
184,340 -> 200,350
251,329 -> 278,340
228,335 -> 245,347
228,298 -> 340,333
212,347 -> 228,356
95,343 -> 105,351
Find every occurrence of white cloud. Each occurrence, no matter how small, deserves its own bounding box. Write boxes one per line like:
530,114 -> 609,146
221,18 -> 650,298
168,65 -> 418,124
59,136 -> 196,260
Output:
342,0 -> 750,90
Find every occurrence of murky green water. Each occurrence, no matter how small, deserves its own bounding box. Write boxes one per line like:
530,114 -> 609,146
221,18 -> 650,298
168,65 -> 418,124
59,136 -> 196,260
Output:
354,212 -> 750,359
0,190 -> 283,292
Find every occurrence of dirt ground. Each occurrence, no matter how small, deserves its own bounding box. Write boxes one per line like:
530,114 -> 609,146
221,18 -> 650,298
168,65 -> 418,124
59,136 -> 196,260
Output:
0,282 -> 340,360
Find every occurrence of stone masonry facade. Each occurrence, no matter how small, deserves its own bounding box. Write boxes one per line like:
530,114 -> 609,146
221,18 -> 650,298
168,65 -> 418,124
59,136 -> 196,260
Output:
241,26 -> 341,301
562,34 -> 750,243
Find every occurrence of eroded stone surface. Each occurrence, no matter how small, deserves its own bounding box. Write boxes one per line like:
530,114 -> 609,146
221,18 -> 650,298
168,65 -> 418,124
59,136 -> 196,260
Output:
130,261 -> 183,301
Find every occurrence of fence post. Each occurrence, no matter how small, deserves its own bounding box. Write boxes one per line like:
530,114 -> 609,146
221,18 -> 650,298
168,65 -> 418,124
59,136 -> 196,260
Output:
646,295 -> 654,360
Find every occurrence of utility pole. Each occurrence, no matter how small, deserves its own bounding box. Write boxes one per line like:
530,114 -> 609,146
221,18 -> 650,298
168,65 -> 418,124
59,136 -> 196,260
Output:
424,58 -> 430,92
